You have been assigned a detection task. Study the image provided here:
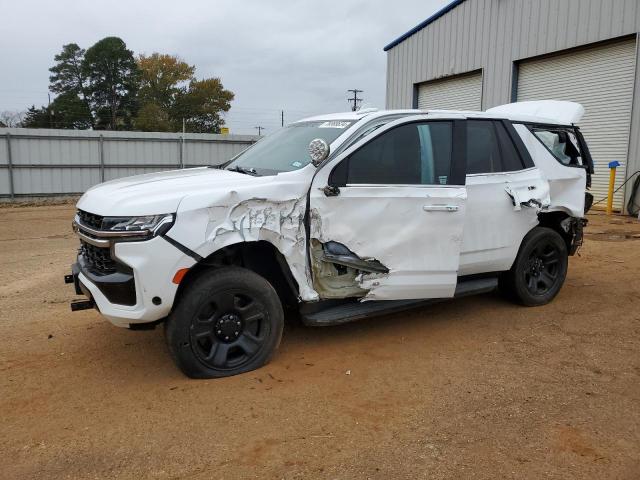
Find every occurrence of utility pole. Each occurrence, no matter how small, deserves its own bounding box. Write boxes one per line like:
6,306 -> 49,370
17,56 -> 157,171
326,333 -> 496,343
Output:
47,93 -> 53,127
180,118 -> 186,169
347,89 -> 363,111
281,110 -> 284,127
255,126 -> 265,136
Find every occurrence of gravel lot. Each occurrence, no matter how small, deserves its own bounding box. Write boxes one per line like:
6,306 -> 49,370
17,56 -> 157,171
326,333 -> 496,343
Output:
1,204 -> 639,479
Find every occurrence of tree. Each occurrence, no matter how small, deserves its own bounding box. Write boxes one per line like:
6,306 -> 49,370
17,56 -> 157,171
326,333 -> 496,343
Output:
21,93 -> 93,129
133,102 -> 172,132
83,37 -> 140,130
21,106 -> 50,128
173,78 -> 234,133
0,111 -> 25,127
135,53 -> 233,133
137,53 -> 194,109
49,43 -> 93,128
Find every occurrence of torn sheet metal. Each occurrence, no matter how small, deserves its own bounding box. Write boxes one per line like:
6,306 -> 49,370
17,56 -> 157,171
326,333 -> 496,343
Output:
504,181 -> 550,212
512,124 -> 586,217
168,167 -> 320,301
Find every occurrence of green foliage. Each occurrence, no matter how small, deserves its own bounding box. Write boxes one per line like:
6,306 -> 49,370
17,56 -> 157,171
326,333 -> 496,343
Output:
173,78 -> 234,133
24,38 -> 234,132
136,53 -> 234,133
49,43 -> 86,95
21,93 -> 93,129
83,37 -> 141,130
138,53 -> 195,109
133,102 -> 172,132
48,43 -> 93,128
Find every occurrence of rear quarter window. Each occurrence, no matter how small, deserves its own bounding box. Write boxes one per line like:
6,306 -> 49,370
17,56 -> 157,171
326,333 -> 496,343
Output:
530,126 -> 584,168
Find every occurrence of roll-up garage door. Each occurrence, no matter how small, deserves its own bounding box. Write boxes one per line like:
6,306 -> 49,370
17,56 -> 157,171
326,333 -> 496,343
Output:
417,71 -> 483,111
517,37 -> 637,211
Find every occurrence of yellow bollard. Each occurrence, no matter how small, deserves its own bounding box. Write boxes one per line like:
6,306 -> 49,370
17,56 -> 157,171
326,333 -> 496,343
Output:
606,160 -> 620,215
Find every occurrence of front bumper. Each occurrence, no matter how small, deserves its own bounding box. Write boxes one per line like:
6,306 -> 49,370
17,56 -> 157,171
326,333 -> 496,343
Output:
67,235 -> 196,328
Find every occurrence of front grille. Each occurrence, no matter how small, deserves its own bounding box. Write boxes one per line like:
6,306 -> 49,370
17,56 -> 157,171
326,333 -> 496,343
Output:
80,240 -> 117,274
77,209 -> 104,230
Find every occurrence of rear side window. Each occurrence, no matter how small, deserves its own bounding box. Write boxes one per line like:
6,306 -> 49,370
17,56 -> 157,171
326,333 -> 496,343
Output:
466,120 -> 526,174
333,121 -> 454,185
466,121 -> 501,174
531,127 -> 584,167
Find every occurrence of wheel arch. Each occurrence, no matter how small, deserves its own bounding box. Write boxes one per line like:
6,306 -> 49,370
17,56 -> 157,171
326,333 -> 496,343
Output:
174,241 -> 300,310
536,211 -> 583,255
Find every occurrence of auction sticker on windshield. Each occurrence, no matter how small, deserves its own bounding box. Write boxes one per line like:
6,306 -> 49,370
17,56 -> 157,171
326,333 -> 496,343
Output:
318,121 -> 351,129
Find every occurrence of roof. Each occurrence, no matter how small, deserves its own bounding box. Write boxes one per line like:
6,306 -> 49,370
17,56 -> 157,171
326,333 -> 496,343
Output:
383,0 -> 467,51
296,101 -> 585,127
295,109 -> 420,124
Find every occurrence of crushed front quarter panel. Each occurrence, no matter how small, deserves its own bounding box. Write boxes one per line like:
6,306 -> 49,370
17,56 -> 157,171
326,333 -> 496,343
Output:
168,167 -> 320,301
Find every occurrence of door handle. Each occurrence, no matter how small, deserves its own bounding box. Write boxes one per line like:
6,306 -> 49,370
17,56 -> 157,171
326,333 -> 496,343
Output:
423,205 -> 459,212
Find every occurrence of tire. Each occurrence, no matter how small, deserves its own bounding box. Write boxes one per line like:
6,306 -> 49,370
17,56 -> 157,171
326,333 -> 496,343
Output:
165,266 -> 284,379
500,227 -> 568,307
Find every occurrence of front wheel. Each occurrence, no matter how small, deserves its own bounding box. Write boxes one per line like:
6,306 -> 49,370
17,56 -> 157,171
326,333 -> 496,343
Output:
165,267 -> 284,379
500,227 -> 568,306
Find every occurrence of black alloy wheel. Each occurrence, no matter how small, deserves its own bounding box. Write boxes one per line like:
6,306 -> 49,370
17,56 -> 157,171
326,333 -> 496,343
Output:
523,240 -> 562,296
165,267 -> 284,378
500,226 -> 568,306
189,289 -> 269,371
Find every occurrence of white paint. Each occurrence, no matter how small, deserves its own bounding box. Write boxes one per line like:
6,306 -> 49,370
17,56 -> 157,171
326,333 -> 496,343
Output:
74,105 -> 588,327
79,236 -> 194,327
513,124 -> 586,218
309,116 -> 467,300
487,101 -> 585,125
459,168 -> 548,276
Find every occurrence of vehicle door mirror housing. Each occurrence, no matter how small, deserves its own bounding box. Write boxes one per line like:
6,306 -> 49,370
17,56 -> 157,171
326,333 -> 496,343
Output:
308,138 -> 330,166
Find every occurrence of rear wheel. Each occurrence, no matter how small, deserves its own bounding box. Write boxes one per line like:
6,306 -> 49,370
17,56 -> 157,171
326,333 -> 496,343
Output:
500,227 -> 568,306
165,267 -> 284,378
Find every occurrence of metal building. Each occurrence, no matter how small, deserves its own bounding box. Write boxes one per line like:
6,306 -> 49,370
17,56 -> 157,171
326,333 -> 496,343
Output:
384,0 -> 640,211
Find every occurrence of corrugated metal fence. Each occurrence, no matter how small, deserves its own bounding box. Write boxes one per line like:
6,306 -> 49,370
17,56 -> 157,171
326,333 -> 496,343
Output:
0,128 -> 259,198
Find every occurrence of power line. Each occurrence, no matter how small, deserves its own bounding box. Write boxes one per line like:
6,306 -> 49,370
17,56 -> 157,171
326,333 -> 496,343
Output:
347,89 -> 363,111
254,126 -> 265,136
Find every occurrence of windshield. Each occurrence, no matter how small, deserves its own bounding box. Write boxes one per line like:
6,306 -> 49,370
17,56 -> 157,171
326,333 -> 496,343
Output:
225,120 -> 354,175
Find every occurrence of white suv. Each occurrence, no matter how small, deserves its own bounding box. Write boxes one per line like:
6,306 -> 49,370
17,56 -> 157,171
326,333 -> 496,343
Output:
66,101 -> 594,378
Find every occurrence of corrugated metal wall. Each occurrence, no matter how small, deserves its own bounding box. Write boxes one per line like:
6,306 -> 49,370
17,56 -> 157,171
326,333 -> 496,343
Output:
417,70 -> 483,110
517,38 -> 637,210
385,0 -> 640,210
0,128 -> 258,197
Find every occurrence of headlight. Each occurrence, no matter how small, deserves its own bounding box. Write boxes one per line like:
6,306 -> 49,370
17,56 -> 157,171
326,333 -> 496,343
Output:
101,214 -> 175,236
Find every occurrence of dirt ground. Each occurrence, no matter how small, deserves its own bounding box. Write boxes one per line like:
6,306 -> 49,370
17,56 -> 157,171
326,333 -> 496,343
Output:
0,204 -> 639,480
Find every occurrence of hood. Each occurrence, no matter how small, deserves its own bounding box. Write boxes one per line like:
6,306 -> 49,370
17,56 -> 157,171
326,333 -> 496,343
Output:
77,167 -> 262,216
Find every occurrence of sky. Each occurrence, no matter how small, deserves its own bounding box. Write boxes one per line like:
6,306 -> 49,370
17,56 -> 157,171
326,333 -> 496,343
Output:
0,0 -> 449,134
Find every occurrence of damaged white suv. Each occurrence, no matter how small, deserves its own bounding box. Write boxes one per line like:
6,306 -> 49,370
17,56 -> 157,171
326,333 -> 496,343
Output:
67,101 -> 594,378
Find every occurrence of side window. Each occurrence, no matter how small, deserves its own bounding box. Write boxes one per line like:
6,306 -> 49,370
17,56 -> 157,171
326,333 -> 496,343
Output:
466,120 -> 526,174
495,122 -> 526,171
531,127 -> 584,167
340,122 -> 453,185
466,120 -> 501,174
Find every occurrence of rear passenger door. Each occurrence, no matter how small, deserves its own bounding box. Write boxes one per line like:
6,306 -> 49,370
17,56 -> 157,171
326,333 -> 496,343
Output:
459,119 -> 548,276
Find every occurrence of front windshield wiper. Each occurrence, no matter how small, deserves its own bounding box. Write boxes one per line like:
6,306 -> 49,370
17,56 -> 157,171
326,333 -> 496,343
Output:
226,165 -> 258,176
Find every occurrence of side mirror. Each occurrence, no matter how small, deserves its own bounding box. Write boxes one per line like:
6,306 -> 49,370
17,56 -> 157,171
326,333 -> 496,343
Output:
308,138 -> 330,166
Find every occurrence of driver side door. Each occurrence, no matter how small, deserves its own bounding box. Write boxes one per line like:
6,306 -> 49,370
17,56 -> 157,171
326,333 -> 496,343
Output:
308,118 -> 467,301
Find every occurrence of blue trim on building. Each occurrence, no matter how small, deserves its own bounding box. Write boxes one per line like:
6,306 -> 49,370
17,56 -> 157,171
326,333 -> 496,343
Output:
383,0 -> 467,52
